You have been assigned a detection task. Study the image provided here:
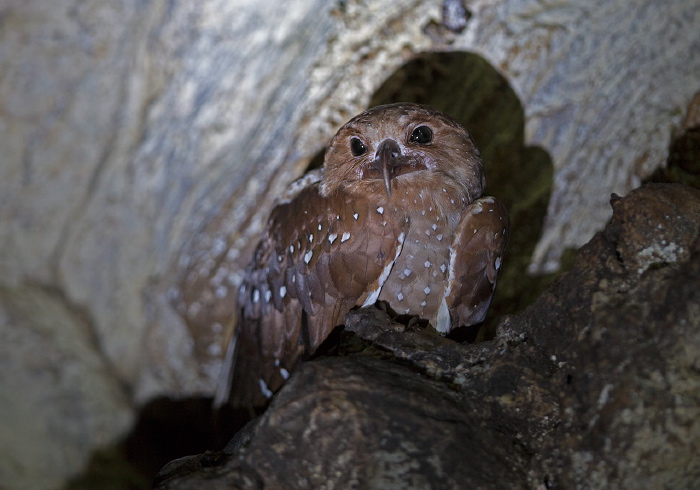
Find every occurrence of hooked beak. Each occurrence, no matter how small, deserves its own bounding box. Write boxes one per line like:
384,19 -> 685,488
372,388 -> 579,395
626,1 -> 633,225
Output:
373,139 -> 402,197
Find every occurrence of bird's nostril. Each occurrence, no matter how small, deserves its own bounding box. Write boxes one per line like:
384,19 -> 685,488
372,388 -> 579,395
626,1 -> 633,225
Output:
376,139 -> 402,160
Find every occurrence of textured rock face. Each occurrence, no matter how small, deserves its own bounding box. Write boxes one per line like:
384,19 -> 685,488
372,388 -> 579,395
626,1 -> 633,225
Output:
1,0 -> 698,487
541,185 -> 700,488
153,184 -> 700,489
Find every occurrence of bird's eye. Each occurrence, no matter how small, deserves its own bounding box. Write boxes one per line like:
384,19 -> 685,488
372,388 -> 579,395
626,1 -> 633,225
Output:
410,125 -> 433,144
350,137 -> 368,156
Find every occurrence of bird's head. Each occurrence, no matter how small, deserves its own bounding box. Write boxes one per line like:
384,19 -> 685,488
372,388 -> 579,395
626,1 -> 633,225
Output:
320,103 -> 485,203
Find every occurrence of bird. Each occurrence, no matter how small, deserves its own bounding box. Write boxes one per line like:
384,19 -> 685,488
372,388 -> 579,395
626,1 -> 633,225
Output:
214,102 -> 509,409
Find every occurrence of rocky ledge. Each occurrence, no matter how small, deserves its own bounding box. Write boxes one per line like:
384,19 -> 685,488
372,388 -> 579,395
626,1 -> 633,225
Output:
154,183 -> 700,489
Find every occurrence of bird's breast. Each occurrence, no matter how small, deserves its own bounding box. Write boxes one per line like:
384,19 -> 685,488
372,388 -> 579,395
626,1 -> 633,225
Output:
377,189 -> 464,327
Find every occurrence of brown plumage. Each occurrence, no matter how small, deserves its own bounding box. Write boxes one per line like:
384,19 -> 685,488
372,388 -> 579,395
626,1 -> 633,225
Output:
215,103 -> 509,409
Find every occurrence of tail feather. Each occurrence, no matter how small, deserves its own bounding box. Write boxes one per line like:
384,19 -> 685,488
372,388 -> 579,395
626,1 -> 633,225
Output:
212,329 -> 238,409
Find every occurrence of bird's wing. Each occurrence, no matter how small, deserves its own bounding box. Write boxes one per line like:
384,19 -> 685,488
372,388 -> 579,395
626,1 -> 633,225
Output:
444,196 -> 509,329
228,182 -> 407,408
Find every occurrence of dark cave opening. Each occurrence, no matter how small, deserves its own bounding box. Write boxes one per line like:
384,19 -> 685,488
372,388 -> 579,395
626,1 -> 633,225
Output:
65,396 -> 252,490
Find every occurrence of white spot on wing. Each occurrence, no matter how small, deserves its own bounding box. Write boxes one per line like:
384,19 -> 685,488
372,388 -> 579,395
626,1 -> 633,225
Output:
259,379 -> 273,399
280,368 -> 290,380
253,289 -> 260,303
495,257 -> 502,270
436,296 -> 451,334
290,245 -> 294,253
403,268 -> 412,277
423,286 -> 431,295
443,246 -> 457,304
377,206 -> 384,214
353,213 -> 359,220
264,290 -> 272,302
397,292 -> 404,301
309,234 -> 314,243
329,233 -> 338,243
362,232 -> 405,307
304,250 -> 313,264
341,232 -> 351,242
280,286 -> 287,298
424,261 -> 431,268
